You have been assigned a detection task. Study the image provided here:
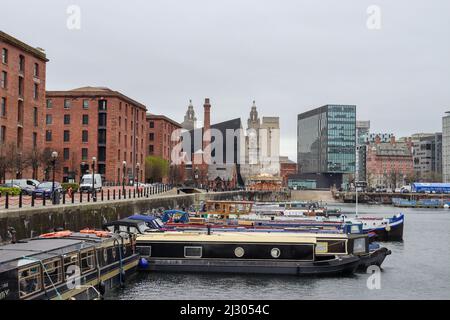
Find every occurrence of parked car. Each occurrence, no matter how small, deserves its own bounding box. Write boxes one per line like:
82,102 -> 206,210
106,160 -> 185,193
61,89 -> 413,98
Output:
32,181 -> 63,199
5,179 -> 39,195
79,174 -> 103,192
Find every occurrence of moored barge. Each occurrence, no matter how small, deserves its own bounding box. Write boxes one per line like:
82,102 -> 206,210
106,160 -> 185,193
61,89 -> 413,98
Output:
0,230 -> 139,300
135,231 -> 380,276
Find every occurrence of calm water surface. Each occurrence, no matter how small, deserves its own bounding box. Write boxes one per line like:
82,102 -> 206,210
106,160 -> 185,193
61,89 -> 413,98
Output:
106,204 -> 450,300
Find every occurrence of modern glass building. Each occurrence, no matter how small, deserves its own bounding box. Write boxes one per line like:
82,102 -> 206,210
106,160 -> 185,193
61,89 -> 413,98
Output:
297,105 -> 356,188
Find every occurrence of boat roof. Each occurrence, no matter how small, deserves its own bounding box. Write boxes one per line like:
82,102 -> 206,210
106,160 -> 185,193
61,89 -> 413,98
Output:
127,214 -> 159,222
137,232 -> 317,244
0,232 -> 119,273
136,230 -> 364,243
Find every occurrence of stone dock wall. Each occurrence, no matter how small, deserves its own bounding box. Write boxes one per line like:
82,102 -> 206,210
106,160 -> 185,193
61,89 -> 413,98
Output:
0,190 -> 288,242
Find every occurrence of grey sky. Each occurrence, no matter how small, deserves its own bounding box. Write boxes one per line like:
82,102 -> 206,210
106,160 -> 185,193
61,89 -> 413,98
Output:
2,0 -> 450,161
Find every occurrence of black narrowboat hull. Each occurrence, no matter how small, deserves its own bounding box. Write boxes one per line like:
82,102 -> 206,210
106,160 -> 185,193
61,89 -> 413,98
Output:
356,247 -> 391,272
142,256 -> 361,276
371,222 -> 403,242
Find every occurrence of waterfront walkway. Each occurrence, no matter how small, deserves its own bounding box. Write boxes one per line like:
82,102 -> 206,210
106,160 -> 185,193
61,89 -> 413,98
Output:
0,185 -> 176,211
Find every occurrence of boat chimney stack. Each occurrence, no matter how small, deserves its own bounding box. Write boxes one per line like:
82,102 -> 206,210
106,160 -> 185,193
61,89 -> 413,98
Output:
207,224 -> 211,235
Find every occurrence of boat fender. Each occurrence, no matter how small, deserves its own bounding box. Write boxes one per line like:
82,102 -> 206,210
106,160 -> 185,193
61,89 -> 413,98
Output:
98,281 -> 106,296
385,225 -> 391,232
120,270 -> 126,287
138,257 -> 150,270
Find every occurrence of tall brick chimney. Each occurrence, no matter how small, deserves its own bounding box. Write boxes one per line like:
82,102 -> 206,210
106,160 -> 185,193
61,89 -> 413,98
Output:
203,98 -> 211,150
202,98 -> 212,175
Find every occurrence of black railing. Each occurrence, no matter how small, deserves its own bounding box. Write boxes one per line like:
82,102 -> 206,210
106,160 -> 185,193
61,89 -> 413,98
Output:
0,184 -> 176,210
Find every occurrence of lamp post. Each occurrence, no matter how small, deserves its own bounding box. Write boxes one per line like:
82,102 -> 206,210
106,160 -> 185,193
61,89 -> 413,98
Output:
135,162 -> 140,193
122,161 -> 127,195
194,167 -> 199,188
51,151 -> 58,204
92,157 -> 96,201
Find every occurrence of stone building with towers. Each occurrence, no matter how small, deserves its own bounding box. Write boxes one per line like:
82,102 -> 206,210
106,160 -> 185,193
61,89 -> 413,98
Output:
240,101 -> 281,184
178,98 -> 243,189
181,99 -> 197,130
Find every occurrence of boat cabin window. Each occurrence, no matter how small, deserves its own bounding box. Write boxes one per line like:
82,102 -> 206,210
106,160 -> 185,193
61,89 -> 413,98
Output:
184,246 -> 202,258
137,246 -> 151,257
129,226 -> 139,234
80,249 -> 96,273
18,264 -> 42,298
119,225 -> 128,232
43,258 -> 63,288
63,253 -> 79,275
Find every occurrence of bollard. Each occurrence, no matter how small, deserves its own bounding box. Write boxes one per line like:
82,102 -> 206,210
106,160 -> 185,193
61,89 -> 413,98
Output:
71,191 -> 75,204
31,192 -> 35,207
129,189 -> 131,199
5,192 -> 9,209
133,189 -> 136,198
107,189 -> 110,201
113,189 -> 116,200
63,191 -> 66,205
87,192 -> 90,202
19,191 -> 23,208
101,190 -> 104,201
43,194 -> 46,206
80,191 -> 83,203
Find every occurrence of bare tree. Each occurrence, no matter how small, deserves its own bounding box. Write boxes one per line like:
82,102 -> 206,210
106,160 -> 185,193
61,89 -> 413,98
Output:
4,143 -> 29,180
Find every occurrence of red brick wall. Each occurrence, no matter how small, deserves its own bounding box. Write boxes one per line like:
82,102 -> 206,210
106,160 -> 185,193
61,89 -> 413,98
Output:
280,162 -> 297,186
44,94 -> 147,184
146,115 -> 181,183
366,145 -> 414,187
0,37 -> 46,180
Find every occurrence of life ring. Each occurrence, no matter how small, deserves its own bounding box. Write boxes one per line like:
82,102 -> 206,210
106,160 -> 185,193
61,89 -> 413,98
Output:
39,230 -> 72,238
80,228 -> 111,238
385,225 -> 391,232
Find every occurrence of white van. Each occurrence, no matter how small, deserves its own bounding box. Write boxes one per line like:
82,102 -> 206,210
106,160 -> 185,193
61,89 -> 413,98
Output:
5,179 -> 39,195
79,174 -> 102,192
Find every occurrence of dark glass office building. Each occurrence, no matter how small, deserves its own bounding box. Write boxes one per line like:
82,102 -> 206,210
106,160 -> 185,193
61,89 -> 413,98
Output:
297,104 -> 356,188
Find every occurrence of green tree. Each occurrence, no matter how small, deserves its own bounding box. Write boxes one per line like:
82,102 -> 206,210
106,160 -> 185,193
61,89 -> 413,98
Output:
145,156 -> 169,183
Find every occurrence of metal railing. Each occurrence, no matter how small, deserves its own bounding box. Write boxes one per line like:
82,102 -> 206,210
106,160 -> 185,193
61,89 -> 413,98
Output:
0,184 -> 173,210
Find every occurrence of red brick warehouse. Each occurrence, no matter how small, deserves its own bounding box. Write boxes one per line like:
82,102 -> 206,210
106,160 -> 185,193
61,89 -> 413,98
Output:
45,87 -> 148,184
0,31 -> 48,181
146,114 -> 181,183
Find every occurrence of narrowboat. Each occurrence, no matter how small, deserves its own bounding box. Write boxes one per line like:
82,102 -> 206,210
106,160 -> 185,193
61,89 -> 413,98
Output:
135,230 -> 386,275
172,200 -> 405,242
0,230 -> 139,300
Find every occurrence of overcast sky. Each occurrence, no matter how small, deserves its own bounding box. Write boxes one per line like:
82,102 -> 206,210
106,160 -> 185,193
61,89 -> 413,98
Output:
2,0 -> 450,161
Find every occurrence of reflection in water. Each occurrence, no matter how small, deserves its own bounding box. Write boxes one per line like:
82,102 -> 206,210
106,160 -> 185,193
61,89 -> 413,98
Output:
106,205 -> 450,300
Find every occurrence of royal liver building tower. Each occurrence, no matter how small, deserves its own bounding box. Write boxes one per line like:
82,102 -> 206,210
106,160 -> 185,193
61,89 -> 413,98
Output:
241,101 -> 280,182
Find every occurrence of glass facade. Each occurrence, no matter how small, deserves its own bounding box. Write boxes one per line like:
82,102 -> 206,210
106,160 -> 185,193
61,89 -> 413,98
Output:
298,105 -> 356,175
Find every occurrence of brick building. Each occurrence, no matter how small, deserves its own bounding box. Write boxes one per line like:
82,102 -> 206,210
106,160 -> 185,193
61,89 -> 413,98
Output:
366,136 -> 414,188
146,114 -> 182,183
146,114 -> 181,161
0,31 -> 48,180
45,87 -> 147,184
279,156 -> 297,187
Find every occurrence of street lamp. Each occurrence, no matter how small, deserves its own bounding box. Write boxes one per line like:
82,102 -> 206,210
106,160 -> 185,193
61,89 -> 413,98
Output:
122,161 -> 127,195
51,151 -> 58,204
92,157 -> 97,201
194,166 -> 199,188
136,162 -> 140,193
